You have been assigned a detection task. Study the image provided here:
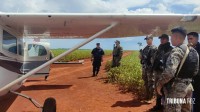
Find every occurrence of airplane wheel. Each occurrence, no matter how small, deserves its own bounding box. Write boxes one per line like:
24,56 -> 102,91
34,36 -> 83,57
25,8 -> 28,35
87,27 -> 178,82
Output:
42,97 -> 56,112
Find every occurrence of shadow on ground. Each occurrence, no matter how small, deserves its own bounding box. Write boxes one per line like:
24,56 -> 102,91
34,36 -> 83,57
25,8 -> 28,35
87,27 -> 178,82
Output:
77,76 -> 93,79
112,99 -> 149,107
0,90 -> 20,112
22,84 -> 72,91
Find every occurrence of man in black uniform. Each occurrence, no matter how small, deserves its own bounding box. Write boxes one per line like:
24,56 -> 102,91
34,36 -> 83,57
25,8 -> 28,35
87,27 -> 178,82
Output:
91,43 -> 105,77
150,34 -> 173,111
187,32 -> 200,112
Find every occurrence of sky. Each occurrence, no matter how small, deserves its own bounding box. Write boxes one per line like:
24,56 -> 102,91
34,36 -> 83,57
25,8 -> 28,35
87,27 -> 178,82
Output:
1,0 -> 200,50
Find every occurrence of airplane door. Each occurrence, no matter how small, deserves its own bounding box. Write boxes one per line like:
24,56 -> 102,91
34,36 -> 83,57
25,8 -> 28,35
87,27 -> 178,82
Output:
22,42 -> 51,78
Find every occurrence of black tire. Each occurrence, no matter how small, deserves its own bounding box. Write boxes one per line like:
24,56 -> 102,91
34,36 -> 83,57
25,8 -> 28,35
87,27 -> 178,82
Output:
42,97 -> 56,112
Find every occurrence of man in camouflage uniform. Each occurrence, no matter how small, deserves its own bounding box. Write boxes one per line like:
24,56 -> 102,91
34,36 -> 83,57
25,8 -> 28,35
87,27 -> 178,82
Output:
112,40 -> 123,67
150,34 -> 173,111
139,36 -> 157,102
156,27 -> 199,112
187,32 -> 200,112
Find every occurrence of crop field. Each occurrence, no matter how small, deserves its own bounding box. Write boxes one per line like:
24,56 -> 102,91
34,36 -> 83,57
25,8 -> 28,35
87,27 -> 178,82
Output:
51,49 -> 144,98
51,49 -> 112,62
105,51 -> 145,99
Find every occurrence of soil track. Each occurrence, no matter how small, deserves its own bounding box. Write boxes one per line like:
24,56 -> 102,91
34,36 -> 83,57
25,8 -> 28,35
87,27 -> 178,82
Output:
0,52 -> 155,112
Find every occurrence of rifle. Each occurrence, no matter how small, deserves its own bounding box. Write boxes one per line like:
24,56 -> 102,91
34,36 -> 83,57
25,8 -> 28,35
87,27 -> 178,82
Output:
112,44 -> 115,59
111,44 -> 115,67
152,51 -> 164,71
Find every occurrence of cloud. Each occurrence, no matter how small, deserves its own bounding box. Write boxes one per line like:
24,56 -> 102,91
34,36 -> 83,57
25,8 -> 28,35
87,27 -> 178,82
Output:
130,8 -> 154,14
129,3 -> 173,14
171,0 -> 200,5
0,0 -> 198,14
154,3 -> 172,13
0,0 -> 151,13
193,6 -> 200,13
162,0 -> 200,5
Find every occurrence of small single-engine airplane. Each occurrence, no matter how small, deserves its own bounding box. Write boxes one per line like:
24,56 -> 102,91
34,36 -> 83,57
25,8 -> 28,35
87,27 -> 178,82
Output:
0,13 -> 200,112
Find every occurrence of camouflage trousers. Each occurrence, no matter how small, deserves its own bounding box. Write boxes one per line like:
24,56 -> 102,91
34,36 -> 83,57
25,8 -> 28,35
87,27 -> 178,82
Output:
163,79 -> 193,112
154,70 -> 164,106
142,67 -> 155,100
154,70 -> 162,90
112,57 -> 121,67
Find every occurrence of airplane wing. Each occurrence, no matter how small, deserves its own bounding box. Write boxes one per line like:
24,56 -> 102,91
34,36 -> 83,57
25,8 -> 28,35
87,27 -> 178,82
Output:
0,13 -> 200,38
0,13 -> 200,96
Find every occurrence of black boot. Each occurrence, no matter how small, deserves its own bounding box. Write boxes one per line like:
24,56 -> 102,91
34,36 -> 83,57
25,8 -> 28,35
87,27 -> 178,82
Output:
149,105 -> 164,111
92,72 -> 95,77
95,71 -> 99,76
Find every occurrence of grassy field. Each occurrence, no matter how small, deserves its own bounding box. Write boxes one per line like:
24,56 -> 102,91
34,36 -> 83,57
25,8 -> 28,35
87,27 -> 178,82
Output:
51,49 -> 112,62
105,51 -> 145,99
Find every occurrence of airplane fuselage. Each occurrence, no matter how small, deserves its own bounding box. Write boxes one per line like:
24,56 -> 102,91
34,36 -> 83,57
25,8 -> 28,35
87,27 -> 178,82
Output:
0,26 -> 51,96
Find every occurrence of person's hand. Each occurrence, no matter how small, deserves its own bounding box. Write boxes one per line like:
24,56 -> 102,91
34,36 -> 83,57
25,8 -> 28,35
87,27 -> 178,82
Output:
138,55 -> 141,59
157,87 -> 162,96
156,82 -> 162,96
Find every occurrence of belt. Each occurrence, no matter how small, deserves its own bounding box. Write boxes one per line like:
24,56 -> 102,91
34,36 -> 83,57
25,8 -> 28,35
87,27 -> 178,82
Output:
174,78 -> 192,85
113,55 -> 119,57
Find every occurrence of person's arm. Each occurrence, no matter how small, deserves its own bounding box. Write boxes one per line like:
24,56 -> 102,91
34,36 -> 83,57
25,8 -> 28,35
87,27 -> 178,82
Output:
91,49 -> 94,61
91,55 -> 94,61
150,46 -> 158,70
119,47 -> 123,59
101,49 -> 105,62
139,49 -> 143,59
156,48 -> 183,95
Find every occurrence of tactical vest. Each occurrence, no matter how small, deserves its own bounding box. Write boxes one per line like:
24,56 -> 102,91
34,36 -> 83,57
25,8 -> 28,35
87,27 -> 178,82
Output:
113,46 -> 122,57
153,42 -> 173,71
141,45 -> 157,66
176,45 -> 199,78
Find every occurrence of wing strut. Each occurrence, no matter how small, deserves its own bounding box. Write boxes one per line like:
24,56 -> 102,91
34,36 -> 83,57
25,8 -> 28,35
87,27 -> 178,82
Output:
0,22 -> 118,93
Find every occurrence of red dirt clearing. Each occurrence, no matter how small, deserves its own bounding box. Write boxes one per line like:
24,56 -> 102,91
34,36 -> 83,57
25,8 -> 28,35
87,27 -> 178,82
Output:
0,52 -> 155,112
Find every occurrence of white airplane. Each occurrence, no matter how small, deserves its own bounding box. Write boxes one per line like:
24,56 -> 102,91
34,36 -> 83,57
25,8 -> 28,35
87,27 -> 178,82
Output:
0,13 -> 199,112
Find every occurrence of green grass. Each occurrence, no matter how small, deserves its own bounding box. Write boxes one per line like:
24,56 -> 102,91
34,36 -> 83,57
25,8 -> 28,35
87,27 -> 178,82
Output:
51,49 -> 112,62
105,51 -> 145,99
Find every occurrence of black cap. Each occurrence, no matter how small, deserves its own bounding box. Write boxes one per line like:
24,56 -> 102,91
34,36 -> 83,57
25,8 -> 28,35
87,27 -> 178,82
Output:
159,34 -> 169,40
115,40 -> 120,44
171,26 -> 187,37
144,36 -> 153,40
96,43 -> 100,45
187,32 -> 199,38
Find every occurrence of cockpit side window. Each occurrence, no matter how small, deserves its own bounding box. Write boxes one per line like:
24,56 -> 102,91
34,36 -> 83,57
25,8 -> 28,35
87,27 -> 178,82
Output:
28,44 -> 47,57
2,30 -> 17,54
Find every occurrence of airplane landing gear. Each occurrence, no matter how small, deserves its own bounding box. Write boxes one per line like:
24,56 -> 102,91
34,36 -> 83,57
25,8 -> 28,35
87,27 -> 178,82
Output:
44,76 -> 49,81
10,91 -> 56,112
42,97 -> 56,112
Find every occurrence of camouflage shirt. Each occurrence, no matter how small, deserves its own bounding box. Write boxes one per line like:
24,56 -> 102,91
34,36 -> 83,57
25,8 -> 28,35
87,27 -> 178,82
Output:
113,45 -> 123,58
141,45 -> 157,68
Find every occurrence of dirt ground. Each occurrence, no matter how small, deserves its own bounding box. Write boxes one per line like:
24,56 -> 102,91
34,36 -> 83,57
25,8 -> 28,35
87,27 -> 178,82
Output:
0,52 -> 155,112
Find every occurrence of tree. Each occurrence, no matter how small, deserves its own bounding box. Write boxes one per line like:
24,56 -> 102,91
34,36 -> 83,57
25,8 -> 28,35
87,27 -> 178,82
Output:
137,42 -> 143,50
